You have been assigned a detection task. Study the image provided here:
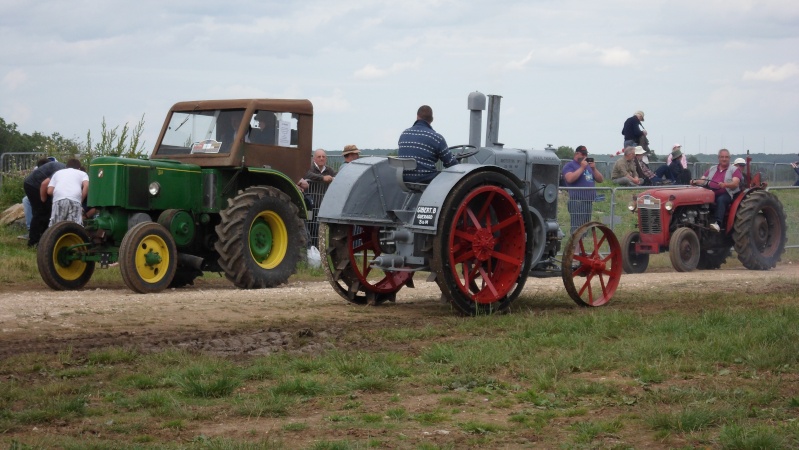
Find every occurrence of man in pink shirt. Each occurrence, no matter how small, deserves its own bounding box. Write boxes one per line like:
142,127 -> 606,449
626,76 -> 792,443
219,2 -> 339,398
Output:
691,149 -> 742,232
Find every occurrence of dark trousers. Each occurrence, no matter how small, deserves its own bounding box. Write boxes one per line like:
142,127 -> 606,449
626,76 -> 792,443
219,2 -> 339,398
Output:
655,164 -> 675,182
567,199 -> 593,235
24,182 -> 51,246
714,192 -> 733,226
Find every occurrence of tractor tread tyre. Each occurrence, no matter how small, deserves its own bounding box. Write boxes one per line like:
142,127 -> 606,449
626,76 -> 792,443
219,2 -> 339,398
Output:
431,171 -> 534,316
215,186 -> 306,289
621,231 -> 649,274
733,190 -> 787,270
119,222 -> 177,293
37,221 -> 95,290
668,227 -> 700,272
697,247 -> 731,270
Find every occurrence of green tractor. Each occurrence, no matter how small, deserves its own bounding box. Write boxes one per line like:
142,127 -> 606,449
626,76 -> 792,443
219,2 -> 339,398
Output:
37,99 -> 312,293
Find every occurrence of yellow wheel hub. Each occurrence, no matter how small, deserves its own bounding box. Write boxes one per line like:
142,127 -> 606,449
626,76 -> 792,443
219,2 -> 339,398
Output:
249,211 -> 287,269
53,233 -> 88,281
134,234 -> 171,284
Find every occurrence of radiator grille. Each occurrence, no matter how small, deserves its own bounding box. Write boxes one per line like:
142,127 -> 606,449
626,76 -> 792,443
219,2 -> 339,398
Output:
127,166 -> 149,209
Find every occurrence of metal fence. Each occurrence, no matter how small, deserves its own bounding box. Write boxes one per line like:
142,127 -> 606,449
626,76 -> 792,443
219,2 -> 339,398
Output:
0,152 -> 44,189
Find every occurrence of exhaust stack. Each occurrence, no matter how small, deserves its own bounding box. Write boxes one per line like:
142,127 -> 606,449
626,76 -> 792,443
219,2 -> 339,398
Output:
467,91 -> 486,149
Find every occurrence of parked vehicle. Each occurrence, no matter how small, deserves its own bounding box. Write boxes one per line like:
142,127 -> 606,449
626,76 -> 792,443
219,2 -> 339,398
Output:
38,99 -> 312,292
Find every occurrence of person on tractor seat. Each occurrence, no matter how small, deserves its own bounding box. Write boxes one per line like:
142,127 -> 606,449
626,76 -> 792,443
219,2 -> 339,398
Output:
733,158 -> 750,187
690,148 -> 742,232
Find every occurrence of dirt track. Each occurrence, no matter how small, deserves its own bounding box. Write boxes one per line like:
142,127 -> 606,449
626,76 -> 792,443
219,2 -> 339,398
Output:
1,263 -> 797,358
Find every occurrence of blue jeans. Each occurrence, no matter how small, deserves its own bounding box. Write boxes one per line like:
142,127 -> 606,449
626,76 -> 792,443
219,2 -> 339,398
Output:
22,195 -> 32,230
715,192 -> 733,226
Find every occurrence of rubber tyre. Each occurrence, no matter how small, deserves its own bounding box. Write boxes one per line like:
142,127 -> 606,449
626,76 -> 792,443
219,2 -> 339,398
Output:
168,268 -> 202,288
319,222 -> 412,305
119,222 -> 177,293
733,191 -> 787,270
37,221 -> 95,290
431,171 -> 534,316
620,231 -> 649,274
562,222 -> 622,307
215,186 -> 306,288
697,247 -> 731,270
669,227 -> 700,272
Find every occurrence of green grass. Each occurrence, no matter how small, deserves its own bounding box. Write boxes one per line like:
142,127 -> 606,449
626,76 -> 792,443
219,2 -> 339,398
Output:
2,301 -> 799,447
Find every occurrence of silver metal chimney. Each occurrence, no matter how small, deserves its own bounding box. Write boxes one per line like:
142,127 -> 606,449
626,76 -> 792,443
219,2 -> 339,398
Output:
485,94 -> 502,147
467,91 -> 486,149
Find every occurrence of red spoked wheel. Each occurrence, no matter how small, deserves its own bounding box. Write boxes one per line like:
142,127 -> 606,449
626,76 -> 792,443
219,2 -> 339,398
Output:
562,222 -> 622,307
319,222 -> 413,305
432,171 -> 534,316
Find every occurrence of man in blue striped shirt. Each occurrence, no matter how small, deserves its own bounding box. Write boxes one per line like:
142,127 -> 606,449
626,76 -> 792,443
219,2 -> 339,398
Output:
397,105 -> 458,183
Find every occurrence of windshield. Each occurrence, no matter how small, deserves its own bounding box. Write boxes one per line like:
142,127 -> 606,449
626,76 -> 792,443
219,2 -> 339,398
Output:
156,108 -> 300,155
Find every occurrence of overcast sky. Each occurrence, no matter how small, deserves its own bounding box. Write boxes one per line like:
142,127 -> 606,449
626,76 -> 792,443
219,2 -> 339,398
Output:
1,0 -> 798,157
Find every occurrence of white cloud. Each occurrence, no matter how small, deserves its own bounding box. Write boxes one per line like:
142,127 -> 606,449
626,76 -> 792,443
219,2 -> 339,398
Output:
2,69 -> 27,90
353,59 -> 422,80
311,89 -> 350,113
743,63 -> 799,82
504,43 -> 636,70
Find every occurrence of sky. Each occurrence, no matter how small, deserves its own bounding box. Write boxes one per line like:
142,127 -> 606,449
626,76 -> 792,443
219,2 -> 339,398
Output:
1,0 -> 798,157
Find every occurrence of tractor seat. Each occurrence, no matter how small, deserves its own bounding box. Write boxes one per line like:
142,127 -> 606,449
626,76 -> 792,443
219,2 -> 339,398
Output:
388,157 -> 428,192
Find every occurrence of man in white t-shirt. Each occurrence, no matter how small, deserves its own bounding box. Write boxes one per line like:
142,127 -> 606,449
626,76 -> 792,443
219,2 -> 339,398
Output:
47,158 -> 89,226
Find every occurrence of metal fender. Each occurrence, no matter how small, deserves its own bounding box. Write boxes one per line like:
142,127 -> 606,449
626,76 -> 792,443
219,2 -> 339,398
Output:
408,164 -> 524,232
317,156 -> 409,225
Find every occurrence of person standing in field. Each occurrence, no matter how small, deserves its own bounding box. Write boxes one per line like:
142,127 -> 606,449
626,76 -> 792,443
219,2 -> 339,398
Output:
47,158 -> 89,226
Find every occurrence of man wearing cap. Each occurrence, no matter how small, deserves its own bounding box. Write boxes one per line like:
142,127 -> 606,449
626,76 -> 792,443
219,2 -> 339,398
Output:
23,158 -> 66,247
342,145 -> 360,163
654,144 -> 688,184
733,157 -> 751,188
398,105 -> 457,183
611,146 -> 643,186
621,111 -> 647,148
562,145 -> 604,234
790,159 -> 799,187
691,148 -> 742,232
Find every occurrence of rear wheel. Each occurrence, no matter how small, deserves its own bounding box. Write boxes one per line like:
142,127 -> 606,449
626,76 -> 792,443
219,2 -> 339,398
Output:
119,222 -> 177,293
733,191 -> 787,270
215,187 -> 306,288
319,222 -> 413,305
669,227 -> 700,272
562,222 -> 622,307
620,231 -> 648,274
37,221 -> 95,290
431,171 -> 534,316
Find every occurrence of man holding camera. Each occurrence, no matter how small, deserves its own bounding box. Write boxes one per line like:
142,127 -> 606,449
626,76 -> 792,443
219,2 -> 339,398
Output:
562,145 -> 604,234
791,157 -> 799,187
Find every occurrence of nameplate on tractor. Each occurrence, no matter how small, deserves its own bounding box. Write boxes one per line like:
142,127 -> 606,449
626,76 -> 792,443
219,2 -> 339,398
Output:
413,206 -> 438,226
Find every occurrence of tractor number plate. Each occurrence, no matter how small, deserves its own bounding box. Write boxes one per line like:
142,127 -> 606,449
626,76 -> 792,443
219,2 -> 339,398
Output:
637,194 -> 661,209
413,206 -> 438,226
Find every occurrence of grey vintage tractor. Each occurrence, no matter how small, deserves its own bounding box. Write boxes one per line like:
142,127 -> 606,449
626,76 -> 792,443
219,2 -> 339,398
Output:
317,93 -> 623,315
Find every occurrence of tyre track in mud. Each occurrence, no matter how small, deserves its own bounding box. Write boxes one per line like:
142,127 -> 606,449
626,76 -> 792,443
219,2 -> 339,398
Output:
1,264 -> 797,358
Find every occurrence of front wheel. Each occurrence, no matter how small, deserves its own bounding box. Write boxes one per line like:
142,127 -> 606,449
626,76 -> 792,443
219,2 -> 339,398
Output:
562,222 -> 622,307
37,221 -> 95,290
119,222 -> 177,293
432,171 -> 534,316
620,231 -> 648,274
215,187 -> 306,288
669,227 -> 700,272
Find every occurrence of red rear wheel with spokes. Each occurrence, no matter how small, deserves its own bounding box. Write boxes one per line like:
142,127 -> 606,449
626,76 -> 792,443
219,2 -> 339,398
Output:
562,222 -> 622,307
320,222 -> 413,305
433,171 -> 534,315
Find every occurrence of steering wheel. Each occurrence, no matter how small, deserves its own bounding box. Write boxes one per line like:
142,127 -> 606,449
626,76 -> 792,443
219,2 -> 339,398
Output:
448,145 -> 479,161
691,179 -> 721,190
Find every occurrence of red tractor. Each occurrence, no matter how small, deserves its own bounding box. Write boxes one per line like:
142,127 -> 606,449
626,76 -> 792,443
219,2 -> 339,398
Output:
621,160 -> 787,273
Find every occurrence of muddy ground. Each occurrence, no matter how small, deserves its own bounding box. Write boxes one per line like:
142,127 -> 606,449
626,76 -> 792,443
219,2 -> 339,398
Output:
2,263 -> 797,358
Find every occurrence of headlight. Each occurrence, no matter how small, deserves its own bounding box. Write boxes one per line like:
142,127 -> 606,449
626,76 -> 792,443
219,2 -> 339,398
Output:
148,182 -> 161,196
664,201 -> 674,211
627,201 -> 637,212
